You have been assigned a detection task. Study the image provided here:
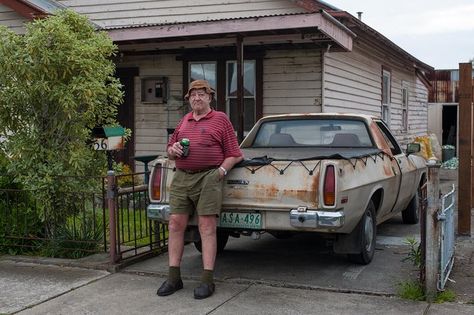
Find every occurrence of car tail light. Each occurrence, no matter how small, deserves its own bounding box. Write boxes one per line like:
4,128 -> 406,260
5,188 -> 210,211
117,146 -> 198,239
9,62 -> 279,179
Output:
150,163 -> 162,201
323,165 -> 335,206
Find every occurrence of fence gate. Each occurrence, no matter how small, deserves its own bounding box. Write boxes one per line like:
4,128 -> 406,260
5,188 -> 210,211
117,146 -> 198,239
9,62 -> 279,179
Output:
437,184 -> 456,290
110,172 -> 168,264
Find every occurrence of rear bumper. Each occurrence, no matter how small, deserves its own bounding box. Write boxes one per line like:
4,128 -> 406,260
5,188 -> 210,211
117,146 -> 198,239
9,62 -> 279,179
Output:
289,209 -> 344,228
147,204 -> 170,221
147,203 -> 345,230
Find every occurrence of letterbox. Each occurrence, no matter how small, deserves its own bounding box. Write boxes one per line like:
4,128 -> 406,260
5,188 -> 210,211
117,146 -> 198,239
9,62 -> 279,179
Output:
92,126 -> 125,151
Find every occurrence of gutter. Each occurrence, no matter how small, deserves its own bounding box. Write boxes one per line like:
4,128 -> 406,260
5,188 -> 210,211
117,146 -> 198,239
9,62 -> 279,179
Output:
319,9 -> 357,39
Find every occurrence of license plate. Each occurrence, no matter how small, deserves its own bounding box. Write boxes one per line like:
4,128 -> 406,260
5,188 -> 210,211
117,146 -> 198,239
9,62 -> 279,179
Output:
220,212 -> 262,229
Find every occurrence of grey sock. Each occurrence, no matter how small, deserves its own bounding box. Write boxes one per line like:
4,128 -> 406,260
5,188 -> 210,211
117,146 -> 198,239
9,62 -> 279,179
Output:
201,269 -> 214,284
168,266 -> 181,283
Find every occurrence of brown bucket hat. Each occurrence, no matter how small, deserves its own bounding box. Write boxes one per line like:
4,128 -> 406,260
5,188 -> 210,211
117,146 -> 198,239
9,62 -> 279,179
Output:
184,80 -> 215,100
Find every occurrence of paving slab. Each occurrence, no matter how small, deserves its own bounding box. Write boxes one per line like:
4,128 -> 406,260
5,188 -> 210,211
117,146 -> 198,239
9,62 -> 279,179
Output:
0,259 -> 109,314
213,284 -> 428,315
427,302 -> 474,315
17,273 -> 248,315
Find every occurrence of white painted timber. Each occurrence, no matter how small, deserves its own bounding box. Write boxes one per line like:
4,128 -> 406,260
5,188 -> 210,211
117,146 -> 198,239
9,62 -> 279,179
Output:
118,54 -> 185,170
427,103 -> 443,144
0,4 -> 28,34
323,43 -> 429,145
263,49 -> 323,116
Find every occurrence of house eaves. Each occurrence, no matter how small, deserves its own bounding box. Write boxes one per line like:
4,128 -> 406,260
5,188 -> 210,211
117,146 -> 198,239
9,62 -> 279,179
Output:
0,0 -> 65,19
108,11 -> 356,52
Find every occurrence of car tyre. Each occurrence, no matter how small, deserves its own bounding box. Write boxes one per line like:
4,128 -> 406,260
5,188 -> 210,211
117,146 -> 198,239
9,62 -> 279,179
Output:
194,230 -> 229,254
348,200 -> 376,265
402,190 -> 420,224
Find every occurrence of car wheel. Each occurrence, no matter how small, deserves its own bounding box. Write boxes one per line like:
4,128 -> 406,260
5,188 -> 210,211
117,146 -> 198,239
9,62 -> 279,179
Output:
194,230 -> 229,254
348,200 -> 376,265
402,190 -> 420,224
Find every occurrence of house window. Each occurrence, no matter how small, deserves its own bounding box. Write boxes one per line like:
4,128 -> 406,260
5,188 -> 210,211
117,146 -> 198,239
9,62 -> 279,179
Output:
401,84 -> 409,132
226,60 -> 256,133
382,69 -> 391,125
184,54 -> 262,134
189,62 -> 217,106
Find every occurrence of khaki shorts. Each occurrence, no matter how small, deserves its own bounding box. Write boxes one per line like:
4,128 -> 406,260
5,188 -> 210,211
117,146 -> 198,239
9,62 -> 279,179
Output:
169,168 -> 223,216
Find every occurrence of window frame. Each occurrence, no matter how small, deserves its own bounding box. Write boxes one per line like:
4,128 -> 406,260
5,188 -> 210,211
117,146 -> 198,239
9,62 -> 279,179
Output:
382,68 -> 392,125
225,60 -> 257,134
181,50 -> 263,128
401,82 -> 409,132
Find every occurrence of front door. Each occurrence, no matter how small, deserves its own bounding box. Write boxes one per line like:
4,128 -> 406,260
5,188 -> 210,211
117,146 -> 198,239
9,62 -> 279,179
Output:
115,67 -> 139,169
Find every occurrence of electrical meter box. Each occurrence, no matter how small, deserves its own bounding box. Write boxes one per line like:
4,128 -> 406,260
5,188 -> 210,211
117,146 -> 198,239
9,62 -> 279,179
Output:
141,77 -> 168,103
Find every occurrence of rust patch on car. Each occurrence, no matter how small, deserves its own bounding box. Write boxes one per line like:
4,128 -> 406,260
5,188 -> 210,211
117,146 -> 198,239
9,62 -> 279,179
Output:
249,183 -> 279,202
226,189 -> 244,199
311,171 -> 320,205
369,122 -> 392,156
383,164 -> 393,176
282,189 -> 315,203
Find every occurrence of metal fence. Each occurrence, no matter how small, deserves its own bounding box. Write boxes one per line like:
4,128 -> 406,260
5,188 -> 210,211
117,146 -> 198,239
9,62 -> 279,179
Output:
113,172 -> 168,263
0,172 -> 168,264
437,184 -> 456,290
0,175 -> 107,257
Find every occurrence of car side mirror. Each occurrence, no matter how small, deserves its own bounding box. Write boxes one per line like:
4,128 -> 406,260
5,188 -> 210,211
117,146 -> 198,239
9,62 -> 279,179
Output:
406,143 -> 421,155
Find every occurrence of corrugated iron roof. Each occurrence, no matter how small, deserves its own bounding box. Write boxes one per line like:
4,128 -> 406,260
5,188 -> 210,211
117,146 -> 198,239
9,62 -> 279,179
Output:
23,0 -> 66,13
99,11 -> 316,31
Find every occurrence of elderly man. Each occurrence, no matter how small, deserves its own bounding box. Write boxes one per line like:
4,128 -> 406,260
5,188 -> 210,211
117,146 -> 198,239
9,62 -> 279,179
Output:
157,80 -> 243,299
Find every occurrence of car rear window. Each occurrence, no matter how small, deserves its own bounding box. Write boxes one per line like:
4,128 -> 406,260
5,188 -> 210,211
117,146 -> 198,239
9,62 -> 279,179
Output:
252,119 -> 374,148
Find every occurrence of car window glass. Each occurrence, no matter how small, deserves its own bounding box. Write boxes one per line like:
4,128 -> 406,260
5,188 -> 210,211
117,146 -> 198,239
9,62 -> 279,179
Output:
252,119 -> 374,147
375,121 -> 402,155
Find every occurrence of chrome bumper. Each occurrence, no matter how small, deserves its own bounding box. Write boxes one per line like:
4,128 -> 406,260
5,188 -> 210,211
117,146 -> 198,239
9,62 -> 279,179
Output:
147,204 -> 170,221
147,203 -> 345,229
289,209 -> 344,228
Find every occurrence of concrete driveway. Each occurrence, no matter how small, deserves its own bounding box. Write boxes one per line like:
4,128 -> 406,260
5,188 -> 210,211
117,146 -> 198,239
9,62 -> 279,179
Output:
124,213 -> 420,295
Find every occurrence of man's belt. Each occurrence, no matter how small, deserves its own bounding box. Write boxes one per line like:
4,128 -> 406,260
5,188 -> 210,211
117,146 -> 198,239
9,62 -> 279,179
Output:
179,167 -> 217,174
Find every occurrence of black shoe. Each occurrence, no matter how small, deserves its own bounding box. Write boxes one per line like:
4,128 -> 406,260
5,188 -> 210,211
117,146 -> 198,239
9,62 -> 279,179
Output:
194,283 -> 215,299
157,279 -> 183,296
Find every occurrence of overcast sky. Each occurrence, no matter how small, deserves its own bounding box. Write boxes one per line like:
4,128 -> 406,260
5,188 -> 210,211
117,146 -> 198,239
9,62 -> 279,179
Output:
327,0 -> 474,70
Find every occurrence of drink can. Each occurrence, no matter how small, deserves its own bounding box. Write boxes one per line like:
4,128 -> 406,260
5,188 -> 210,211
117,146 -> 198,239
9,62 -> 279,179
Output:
180,138 -> 190,157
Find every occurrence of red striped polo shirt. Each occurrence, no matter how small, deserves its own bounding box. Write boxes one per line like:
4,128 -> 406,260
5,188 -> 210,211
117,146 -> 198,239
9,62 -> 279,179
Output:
168,110 -> 243,171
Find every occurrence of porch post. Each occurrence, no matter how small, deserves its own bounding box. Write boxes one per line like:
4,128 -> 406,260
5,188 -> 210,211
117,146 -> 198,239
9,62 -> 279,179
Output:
236,35 -> 244,143
458,63 -> 472,236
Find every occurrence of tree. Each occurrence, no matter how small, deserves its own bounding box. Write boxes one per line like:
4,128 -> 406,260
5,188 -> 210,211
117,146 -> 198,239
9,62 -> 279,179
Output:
0,10 -> 123,234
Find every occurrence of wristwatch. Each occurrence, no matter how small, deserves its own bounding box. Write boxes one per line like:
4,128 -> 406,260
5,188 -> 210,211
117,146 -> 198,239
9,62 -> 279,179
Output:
219,166 -> 228,176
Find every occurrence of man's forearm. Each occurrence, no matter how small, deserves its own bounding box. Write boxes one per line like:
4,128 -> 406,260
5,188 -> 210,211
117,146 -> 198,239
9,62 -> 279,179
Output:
220,156 -> 244,172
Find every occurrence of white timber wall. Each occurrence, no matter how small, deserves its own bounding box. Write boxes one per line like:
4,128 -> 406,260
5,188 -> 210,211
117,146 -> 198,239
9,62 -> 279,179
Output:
0,4 -> 28,33
263,49 -> 323,116
427,103 -> 443,144
118,54 -> 185,171
323,44 -> 429,146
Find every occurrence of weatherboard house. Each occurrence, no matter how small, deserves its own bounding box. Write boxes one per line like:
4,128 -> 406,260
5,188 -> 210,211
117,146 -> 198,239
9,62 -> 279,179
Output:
0,0 -> 433,169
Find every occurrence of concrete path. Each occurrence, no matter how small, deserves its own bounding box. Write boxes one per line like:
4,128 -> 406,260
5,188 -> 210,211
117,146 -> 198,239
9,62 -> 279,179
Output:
2,263 -> 472,315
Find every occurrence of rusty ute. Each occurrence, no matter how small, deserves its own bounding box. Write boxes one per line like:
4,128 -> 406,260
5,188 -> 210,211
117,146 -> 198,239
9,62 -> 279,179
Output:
147,113 -> 427,264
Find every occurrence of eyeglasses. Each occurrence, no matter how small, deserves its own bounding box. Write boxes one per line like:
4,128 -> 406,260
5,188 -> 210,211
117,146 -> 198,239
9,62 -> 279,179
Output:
189,92 -> 208,99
